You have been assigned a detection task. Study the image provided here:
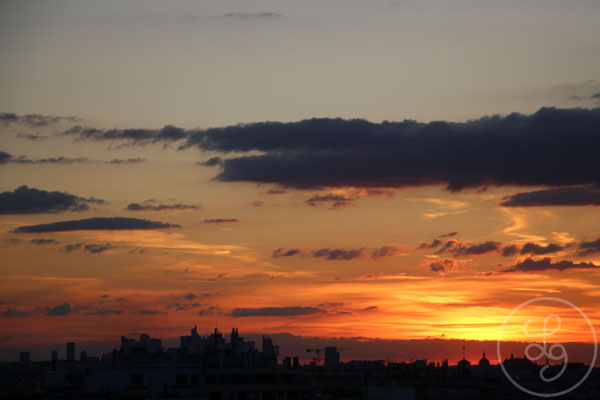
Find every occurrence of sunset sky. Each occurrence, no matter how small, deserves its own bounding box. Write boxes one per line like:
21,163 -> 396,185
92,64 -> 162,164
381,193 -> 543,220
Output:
1,0 -> 600,363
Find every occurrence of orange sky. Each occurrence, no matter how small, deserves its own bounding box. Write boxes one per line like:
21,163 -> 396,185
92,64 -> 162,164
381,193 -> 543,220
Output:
1,137 -> 599,362
1,1 -> 600,363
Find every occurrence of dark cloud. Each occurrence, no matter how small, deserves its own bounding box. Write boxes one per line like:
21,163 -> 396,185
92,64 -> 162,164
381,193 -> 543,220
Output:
1,309 -> 29,318
503,257 -> 598,273
591,93 -> 600,99
62,242 -> 113,254
107,158 -> 146,165
436,240 -> 501,257
63,124 -> 188,145
306,194 -> 354,206
313,248 -> 368,260
30,238 -> 57,245
167,302 -> 202,311
198,306 -> 221,316
0,151 -> 11,164
184,107 -> 600,191
0,336 -> 11,342
273,248 -> 301,258
371,245 -> 405,259
363,306 -> 378,311
275,245 -> 405,260
435,239 -> 460,254
46,303 -> 71,316
203,218 -> 239,224
500,186 -> 600,207
0,151 -> 147,165
457,241 -> 501,256
439,232 -> 458,238
579,238 -> 600,256
502,244 -> 520,257
520,242 -> 563,255
422,258 -> 459,273
126,203 -> 199,211
139,309 -> 163,315
231,306 -> 324,317
306,194 -> 356,209
84,309 -> 123,316
9,155 -> 90,164
15,217 -> 180,233
0,112 -> 80,127
6,237 -> 21,245
101,294 -> 109,299
266,189 -> 286,195
198,157 -> 223,167
0,185 -> 103,214
417,238 -> 443,250
16,133 -> 49,141
220,12 -> 283,19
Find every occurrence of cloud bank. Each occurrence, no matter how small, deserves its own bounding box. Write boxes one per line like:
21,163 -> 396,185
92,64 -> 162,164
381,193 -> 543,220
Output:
188,107 -> 600,191
0,186 -> 103,214
231,306 -> 324,317
14,217 -> 181,233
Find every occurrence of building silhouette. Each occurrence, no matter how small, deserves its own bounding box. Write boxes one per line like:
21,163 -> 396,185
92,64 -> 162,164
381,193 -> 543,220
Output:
66,342 -> 75,361
3,328 -> 600,399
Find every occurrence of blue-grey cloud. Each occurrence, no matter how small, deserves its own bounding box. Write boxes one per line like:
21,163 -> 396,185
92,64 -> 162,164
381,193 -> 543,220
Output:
1,309 -> 29,318
14,217 -> 180,233
184,107 -> 600,191
46,303 -> 71,316
312,248 -> 368,260
500,186 -> 600,207
272,248 -> 301,258
0,151 -> 146,165
417,238 -> 443,250
126,202 -> 199,211
30,238 -> 57,245
231,306 -> 324,317
0,186 -> 103,214
503,257 -> 598,273
198,306 -> 221,316
63,124 -> 187,145
520,242 -> 563,255
439,231 -> 458,238
0,112 -> 80,127
203,218 -> 238,224
502,244 -> 520,257
436,240 -> 501,256
198,157 -> 223,167
16,133 -> 49,141
62,242 -> 113,254
579,237 -> 600,256
84,309 -> 123,316
55,108 -> 600,192
139,309 -> 165,315
0,151 -> 11,164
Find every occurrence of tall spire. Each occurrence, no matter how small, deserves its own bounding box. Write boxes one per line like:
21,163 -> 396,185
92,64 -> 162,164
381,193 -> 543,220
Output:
462,339 -> 466,360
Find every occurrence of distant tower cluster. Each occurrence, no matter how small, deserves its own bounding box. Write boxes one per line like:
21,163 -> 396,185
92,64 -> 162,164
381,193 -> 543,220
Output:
66,342 -> 75,361
19,351 -> 30,364
262,335 -> 279,359
325,347 -> 340,366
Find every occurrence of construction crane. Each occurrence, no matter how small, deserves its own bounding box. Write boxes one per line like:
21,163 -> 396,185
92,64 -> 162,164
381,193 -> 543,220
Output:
306,348 -> 323,365
306,347 -> 352,366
